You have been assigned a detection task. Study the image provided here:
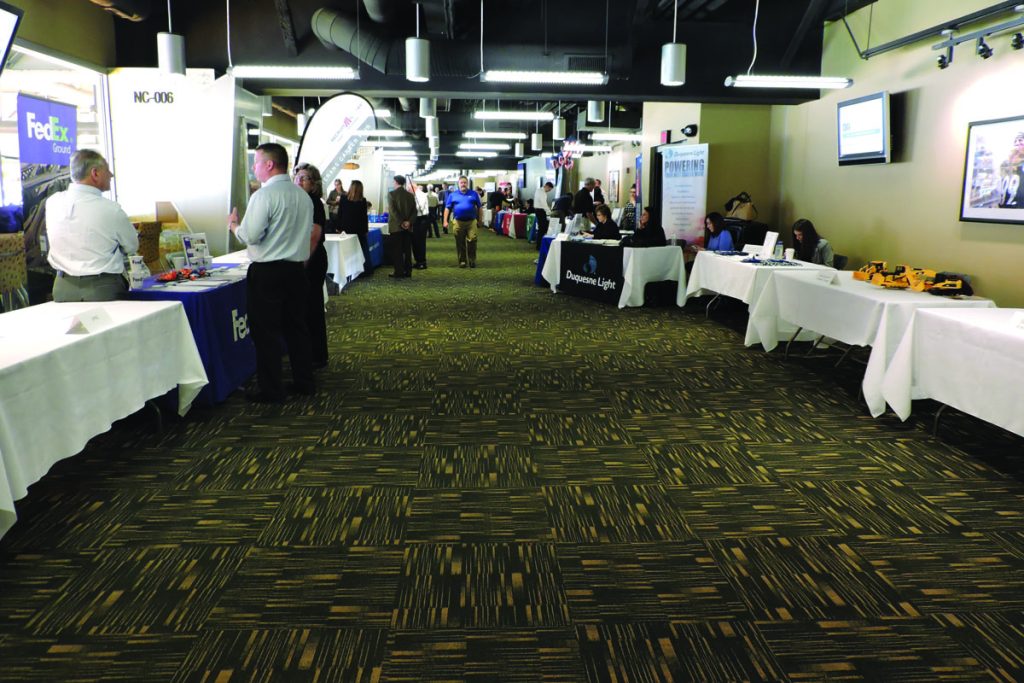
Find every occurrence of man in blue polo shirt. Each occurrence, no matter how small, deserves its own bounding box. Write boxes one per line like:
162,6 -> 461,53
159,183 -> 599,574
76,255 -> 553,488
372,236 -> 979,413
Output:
442,175 -> 483,268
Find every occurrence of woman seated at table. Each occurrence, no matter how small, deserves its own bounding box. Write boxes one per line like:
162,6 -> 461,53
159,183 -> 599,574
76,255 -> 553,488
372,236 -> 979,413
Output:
700,212 -> 734,251
582,204 -> 622,240
625,207 -> 667,247
792,218 -> 834,267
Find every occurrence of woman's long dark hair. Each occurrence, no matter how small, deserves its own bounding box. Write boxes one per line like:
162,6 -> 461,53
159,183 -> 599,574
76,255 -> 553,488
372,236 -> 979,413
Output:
793,218 -> 821,261
706,212 -> 726,234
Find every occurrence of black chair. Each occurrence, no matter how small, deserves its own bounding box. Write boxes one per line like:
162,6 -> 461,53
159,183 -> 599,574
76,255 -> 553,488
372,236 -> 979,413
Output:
833,254 -> 848,270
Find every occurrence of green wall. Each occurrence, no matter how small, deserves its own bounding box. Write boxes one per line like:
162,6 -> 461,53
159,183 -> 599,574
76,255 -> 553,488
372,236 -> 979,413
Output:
700,104 -> 775,227
10,0 -> 115,67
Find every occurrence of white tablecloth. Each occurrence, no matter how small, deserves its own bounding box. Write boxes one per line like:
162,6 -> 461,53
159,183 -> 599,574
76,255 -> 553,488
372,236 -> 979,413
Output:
212,249 -> 249,265
882,308 -> 1024,436
746,270 -> 996,416
542,239 -> 686,308
685,250 -> 834,305
325,234 -> 365,292
619,246 -> 687,308
370,221 -> 389,235
0,300 -> 208,538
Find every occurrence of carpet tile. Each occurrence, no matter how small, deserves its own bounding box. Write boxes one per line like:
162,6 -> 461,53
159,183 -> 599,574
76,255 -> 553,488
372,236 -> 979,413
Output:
2,230 -> 1024,680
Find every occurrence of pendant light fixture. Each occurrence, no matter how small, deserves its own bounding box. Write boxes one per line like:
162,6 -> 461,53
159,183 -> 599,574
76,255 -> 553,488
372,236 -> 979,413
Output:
419,97 -> 436,118
514,142 -> 525,157
724,0 -> 852,90
660,0 -> 686,86
531,103 -> 543,151
425,116 -> 439,138
158,0 -> 186,75
552,101 -> 566,140
588,100 -> 605,124
406,3 -> 430,82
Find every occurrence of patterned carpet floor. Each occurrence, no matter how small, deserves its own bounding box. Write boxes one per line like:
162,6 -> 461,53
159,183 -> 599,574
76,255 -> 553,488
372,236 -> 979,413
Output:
2,230 -> 1024,682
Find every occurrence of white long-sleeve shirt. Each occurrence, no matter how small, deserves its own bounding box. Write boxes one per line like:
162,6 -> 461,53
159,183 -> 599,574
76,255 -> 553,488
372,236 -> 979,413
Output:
235,174 -> 313,262
533,186 -> 552,212
415,188 -> 429,217
46,183 -> 138,276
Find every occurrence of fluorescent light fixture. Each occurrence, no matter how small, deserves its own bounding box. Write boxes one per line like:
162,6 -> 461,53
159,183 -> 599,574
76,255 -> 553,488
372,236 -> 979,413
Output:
231,65 -> 359,79
456,151 -> 498,157
474,111 -> 555,122
482,69 -> 608,85
374,109 -> 392,118
591,132 -> 643,142
361,129 -> 405,137
459,142 -> 510,150
564,143 -> 613,153
463,131 -> 527,140
362,140 -> 412,148
724,74 -> 853,89
382,150 -> 419,156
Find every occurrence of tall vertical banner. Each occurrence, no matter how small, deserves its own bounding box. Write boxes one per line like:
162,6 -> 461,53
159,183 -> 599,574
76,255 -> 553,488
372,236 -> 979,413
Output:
660,143 -> 708,246
17,94 -> 77,269
297,92 -> 376,184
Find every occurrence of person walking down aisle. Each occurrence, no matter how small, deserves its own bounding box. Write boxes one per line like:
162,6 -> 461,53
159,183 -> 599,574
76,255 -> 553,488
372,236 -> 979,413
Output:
412,182 -> 430,270
46,149 -> 139,302
294,162 -> 329,370
228,143 -> 314,403
443,175 -> 483,269
387,175 -> 417,278
427,185 -> 441,237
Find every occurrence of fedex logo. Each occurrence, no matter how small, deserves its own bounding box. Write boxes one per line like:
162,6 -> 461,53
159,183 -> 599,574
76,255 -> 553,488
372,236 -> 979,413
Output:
232,309 -> 249,342
25,112 -> 70,142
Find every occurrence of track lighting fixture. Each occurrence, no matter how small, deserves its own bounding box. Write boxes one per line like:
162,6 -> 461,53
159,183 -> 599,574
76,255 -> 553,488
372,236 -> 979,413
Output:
977,36 -> 994,59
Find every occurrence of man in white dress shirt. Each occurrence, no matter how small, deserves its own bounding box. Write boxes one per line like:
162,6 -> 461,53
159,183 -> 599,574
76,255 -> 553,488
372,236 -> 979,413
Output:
46,149 -> 138,302
531,181 -> 554,249
228,143 -> 314,403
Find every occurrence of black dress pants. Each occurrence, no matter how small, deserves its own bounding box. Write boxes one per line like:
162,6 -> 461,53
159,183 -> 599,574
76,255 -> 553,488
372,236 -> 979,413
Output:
305,244 -> 329,367
428,207 -> 441,237
412,216 -> 430,266
247,260 -> 314,398
533,209 -> 548,250
389,229 -> 413,275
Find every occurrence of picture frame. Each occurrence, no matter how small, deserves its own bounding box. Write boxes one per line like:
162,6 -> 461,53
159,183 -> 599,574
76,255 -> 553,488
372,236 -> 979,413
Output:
608,170 -> 620,205
960,114 -> 1024,224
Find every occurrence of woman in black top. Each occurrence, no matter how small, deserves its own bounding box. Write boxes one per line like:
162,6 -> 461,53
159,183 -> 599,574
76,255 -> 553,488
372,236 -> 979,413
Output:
339,179 -> 372,274
294,163 -> 329,369
584,204 -> 622,241
631,207 -> 667,247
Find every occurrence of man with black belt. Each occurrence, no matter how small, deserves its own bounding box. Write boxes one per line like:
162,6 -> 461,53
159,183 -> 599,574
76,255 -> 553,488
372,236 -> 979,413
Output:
46,149 -> 138,302
228,143 -> 314,404
574,177 -> 597,229
387,175 -> 417,278
443,175 -> 483,268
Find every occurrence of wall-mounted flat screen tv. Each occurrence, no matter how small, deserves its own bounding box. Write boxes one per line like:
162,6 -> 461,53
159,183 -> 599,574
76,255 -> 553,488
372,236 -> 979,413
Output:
837,91 -> 890,165
0,1 -> 22,79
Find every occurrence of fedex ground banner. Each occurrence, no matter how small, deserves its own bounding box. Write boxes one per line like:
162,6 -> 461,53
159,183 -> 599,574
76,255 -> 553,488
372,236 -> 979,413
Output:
18,94 -> 76,166
660,142 -> 707,246
559,241 -> 624,305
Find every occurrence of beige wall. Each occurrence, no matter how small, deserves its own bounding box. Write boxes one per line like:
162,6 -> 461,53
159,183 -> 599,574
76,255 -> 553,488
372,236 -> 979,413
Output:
10,0 -> 115,67
770,0 -> 1024,306
700,104 -> 775,226
576,143 -> 634,206
640,101 -> 702,206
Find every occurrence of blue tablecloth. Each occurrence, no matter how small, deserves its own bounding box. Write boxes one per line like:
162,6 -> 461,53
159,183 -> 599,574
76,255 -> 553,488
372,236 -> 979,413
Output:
128,266 -> 254,405
535,235 -> 555,286
494,210 -> 508,235
367,227 -> 383,268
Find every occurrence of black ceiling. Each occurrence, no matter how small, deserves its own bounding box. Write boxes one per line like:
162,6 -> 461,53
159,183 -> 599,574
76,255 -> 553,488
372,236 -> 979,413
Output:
100,0 -> 873,168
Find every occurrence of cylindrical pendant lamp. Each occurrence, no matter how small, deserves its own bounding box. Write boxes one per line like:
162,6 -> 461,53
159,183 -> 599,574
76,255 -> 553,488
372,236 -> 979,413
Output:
296,113 -> 308,135
406,37 -> 430,82
425,116 -> 439,138
587,100 -> 605,123
531,133 -> 543,151
514,142 -> 525,157
552,117 -> 566,140
419,97 -> 436,118
661,43 -> 687,86
157,32 -> 186,75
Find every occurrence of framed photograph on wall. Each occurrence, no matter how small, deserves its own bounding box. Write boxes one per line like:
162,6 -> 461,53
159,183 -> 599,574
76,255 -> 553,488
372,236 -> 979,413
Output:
960,115 -> 1024,224
608,170 -> 620,206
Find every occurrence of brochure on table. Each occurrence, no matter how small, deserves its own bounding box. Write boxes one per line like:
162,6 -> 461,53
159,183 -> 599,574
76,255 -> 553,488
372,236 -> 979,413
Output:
760,232 -> 779,259
182,233 -> 212,269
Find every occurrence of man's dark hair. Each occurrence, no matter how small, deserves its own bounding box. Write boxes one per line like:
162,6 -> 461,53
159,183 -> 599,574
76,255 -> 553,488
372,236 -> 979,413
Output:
543,181 -> 554,189
255,142 -> 288,170
394,175 -> 406,187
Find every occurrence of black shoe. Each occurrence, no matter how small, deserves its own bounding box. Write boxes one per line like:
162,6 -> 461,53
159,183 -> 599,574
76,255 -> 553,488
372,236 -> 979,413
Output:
388,273 -> 404,279
288,382 -> 315,396
246,390 -> 285,404
415,263 -> 427,270
469,262 -> 476,268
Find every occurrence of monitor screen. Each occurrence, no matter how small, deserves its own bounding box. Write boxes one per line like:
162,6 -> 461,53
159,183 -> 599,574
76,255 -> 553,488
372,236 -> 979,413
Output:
837,91 -> 890,165
0,2 -> 22,78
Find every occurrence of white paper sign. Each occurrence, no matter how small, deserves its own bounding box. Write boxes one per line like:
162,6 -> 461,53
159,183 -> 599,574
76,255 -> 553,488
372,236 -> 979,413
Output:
817,270 -> 839,284
67,307 -> 115,334
760,232 -> 779,259
1009,311 -> 1024,333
